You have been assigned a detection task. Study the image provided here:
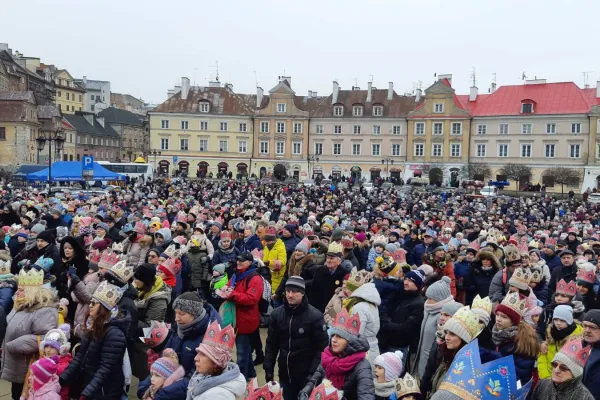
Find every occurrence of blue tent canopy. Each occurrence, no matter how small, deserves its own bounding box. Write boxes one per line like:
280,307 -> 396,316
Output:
26,161 -> 126,182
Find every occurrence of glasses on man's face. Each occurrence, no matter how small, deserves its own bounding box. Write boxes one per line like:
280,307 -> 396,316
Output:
583,323 -> 600,332
551,361 -> 570,373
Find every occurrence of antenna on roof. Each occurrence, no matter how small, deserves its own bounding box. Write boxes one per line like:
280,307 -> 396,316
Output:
369,74 -> 374,82
210,61 -> 219,82
583,71 -> 593,89
253,70 -> 259,88
470,67 -> 476,87
521,71 -> 527,81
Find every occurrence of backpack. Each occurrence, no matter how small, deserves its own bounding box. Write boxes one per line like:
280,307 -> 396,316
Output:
254,266 -> 272,314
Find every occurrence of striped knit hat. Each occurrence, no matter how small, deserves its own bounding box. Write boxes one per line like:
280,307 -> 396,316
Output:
151,353 -> 180,379
31,356 -> 58,390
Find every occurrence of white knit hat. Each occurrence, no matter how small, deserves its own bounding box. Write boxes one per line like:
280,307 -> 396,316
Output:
373,351 -> 404,382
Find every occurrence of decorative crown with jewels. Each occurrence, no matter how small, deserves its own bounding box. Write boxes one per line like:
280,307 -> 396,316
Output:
111,242 -> 124,253
98,250 -> 120,271
92,280 -> 125,310
107,260 -> 134,284
327,241 -> 344,255
18,268 -> 44,287
341,235 -> 354,250
511,267 -> 532,287
330,308 -> 361,339
395,373 -> 420,399
437,339 -> 532,400
556,278 -> 577,298
164,243 -> 181,259
347,267 -> 372,288
471,295 -> 492,316
577,265 -> 596,285
0,259 -> 11,275
202,320 -> 236,352
530,267 -> 543,283
309,380 -> 344,400
139,320 -> 170,347
468,241 -> 480,251
500,292 -> 526,317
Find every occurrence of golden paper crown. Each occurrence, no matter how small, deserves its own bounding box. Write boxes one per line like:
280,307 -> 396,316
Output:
18,268 -> 44,287
511,267 -> 532,286
530,267 -> 543,283
111,242 -> 124,253
107,260 -> 134,284
346,267 -> 372,290
471,294 -> 492,316
500,292 -> 526,317
327,242 -> 344,255
395,373 -> 420,399
92,280 -> 124,310
503,244 -> 521,263
0,259 -> 11,275
371,234 -> 387,245
443,306 -> 481,343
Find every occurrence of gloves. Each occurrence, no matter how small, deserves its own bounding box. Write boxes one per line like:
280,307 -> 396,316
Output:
298,392 -> 309,400
265,372 -> 274,383
68,266 -> 77,278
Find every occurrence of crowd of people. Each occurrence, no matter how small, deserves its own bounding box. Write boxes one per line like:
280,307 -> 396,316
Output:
0,177 -> 599,400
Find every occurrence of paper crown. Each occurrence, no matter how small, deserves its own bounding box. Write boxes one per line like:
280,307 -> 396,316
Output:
529,267 -> 543,283
528,239 -> 538,249
92,280 -> 125,310
517,242 -> 529,255
503,245 -> 521,263
341,236 -> 353,250
18,268 -> 44,287
395,373 -> 420,399
331,308 -> 361,339
98,250 -> 120,271
245,378 -> 282,400
107,260 -> 134,284
557,338 -> 592,372
393,248 -> 407,263
133,221 -> 146,234
159,257 -> 182,276
139,320 -> 170,347
251,248 -> 264,260
371,234 -> 387,245
0,259 -> 10,275
437,338 -> 532,400
443,306 -> 482,343
309,380 -> 344,400
220,231 -> 232,240
577,265 -> 596,284
111,242 -> 124,253
545,237 -> 558,246
510,268 -> 532,287
327,242 -> 344,255
88,248 -> 102,265
468,241 -> 480,251
471,295 -> 492,316
499,292 -> 526,317
164,243 -> 181,259
202,320 -> 236,352
264,226 -> 277,237
347,267 -> 372,288
556,278 -> 577,297
176,211 -> 187,224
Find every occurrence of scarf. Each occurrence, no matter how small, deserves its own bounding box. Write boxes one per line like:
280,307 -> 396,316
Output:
424,295 -> 454,313
230,265 -> 256,288
139,276 -> 164,300
551,323 -> 577,342
186,362 -> 240,400
321,346 -> 366,390
177,313 -> 206,339
374,380 -> 396,397
492,325 -> 518,346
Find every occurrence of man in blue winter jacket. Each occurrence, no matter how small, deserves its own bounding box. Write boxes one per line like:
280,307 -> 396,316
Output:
582,309 -> 600,400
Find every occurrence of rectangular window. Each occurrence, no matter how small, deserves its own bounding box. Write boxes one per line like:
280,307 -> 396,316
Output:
315,125 -> 323,134
276,122 -> 286,133
91,95 -> 95,100
570,144 -> 581,158
353,106 -> 363,116
292,142 -> 302,155
314,143 -> 323,155
415,122 -> 425,135
79,95 -> 82,102
260,141 -> 269,154
353,125 -> 361,135
76,136 -> 81,144
451,143 -> 461,157
180,138 -> 189,151
545,144 -> 555,158
66,105 -> 69,111
334,125 -> 342,134
293,122 -> 303,134
477,124 -> 487,135
372,143 -> 381,156
372,125 -> 381,135
0,127 -> 5,141
58,91 -> 61,98
414,143 -> 424,157
499,123 -> 509,135
200,103 -> 209,112
260,122 -> 269,133
219,140 -> 228,152
200,121 -> 208,131
333,143 -> 342,155
433,122 -> 443,135
521,123 -> 532,134
66,93 -> 70,100
546,123 -> 556,134
392,144 -> 401,156
276,141 -> 285,155
451,123 -> 462,135
277,103 -> 286,113
522,103 -> 533,113
476,144 -> 487,157
373,106 -> 383,116
542,175 -> 555,187
521,144 -> 532,157
432,143 -> 442,157
498,144 -> 508,157
597,143 -> 600,159
334,106 -> 343,116
181,121 -> 189,130
239,123 -> 247,132
161,120 -> 169,129
199,140 -> 208,152
352,143 -> 361,156
572,123 -> 582,133
434,103 -> 444,113
160,138 -> 169,150
220,122 -> 228,131
238,141 -> 247,153
393,125 -> 402,135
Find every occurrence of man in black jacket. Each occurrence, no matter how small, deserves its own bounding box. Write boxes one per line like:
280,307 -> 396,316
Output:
548,249 -> 578,299
264,276 -> 328,400
307,242 -> 347,312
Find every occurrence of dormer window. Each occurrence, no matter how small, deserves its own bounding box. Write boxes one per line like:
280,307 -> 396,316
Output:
434,103 -> 444,113
353,106 -> 363,116
521,102 -> 534,113
200,102 -> 210,113
373,106 -> 383,116
333,106 -> 344,116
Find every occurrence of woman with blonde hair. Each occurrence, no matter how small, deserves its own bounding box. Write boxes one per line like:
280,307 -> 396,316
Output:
1,269 -> 58,400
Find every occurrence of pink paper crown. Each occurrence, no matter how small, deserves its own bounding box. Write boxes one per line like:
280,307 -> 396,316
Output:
332,308 -> 361,338
203,320 -> 235,352
545,237 -> 558,246
468,241 -> 480,251
560,338 -> 592,369
98,250 -> 120,270
176,212 -> 187,224
246,379 -> 282,400
568,227 -> 578,234
556,278 -> 577,297
577,267 -> 596,284
89,249 -> 102,264
393,248 -> 407,263
160,257 -> 181,275
341,237 -> 353,249
309,383 -> 343,400
517,242 -> 528,255
133,221 -> 146,234
139,321 -> 170,347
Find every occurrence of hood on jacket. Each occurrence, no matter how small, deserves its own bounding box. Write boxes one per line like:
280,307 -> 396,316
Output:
474,250 -> 502,270
338,333 -> 370,357
156,228 -> 172,242
350,282 -> 381,306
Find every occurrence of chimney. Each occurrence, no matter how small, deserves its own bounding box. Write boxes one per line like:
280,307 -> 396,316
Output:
256,87 -> 264,108
367,81 -> 373,103
388,82 -> 394,101
312,92 -> 317,97
167,89 -> 176,99
208,80 -> 220,88
96,116 -> 105,128
225,83 -> 233,91
597,81 -> 600,98
438,74 -> 452,85
525,78 -> 547,85
415,88 -> 422,103
490,82 -> 497,93
308,90 -> 313,98
280,76 -> 292,86
469,86 -> 478,102
181,77 -> 190,100
332,81 -> 339,104
83,76 -> 87,87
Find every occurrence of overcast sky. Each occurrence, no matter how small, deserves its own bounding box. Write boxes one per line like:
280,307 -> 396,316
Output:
2,0 -> 599,105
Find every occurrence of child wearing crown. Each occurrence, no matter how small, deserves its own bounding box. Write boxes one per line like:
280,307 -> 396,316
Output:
141,349 -> 185,400
537,278 -> 585,340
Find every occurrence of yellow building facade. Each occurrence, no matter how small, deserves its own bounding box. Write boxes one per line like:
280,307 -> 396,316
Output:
54,70 -> 85,114
0,92 -> 40,167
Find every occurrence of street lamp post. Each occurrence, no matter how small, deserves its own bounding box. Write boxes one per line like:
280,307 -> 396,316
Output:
381,157 -> 394,182
150,150 -> 161,176
36,128 -> 65,190
307,154 -> 319,179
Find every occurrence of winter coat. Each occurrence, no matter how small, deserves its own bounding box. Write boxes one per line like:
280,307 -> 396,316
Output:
464,253 -> 501,306
238,234 -> 262,253
1,300 -> 58,383
410,240 -> 442,268
489,268 -> 514,303
543,252 -> 562,272
61,315 -> 129,400
300,335 -> 374,400
185,363 -> 246,400
582,340 -> 600,400
135,278 -> 171,331
188,246 -> 211,288
263,239 -> 287,294
549,263 -> 577,300
324,287 -> 346,325
482,339 -> 536,384
228,266 -> 263,335
0,278 -> 17,313
69,271 -> 100,336
538,322 -> 584,379
379,290 -> 424,354
137,303 -> 221,400
343,251 -> 360,269
264,296 -> 328,384
211,245 -> 239,273
374,277 -> 404,318
308,265 -> 347,313
348,283 -> 381,365
531,377 -> 594,400
123,235 -> 152,267
353,245 -> 370,270
413,302 -> 446,378
8,236 -> 25,258
120,284 -> 139,340
532,280 -> 549,306
281,234 -> 301,260
367,248 -> 384,271
275,253 -> 317,298
26,376 -> 61,400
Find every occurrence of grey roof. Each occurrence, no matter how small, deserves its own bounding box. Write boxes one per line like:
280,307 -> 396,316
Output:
98,106 -> 142,126
0,91 -> 35,102
73,79 -> 109,91
63,113 -> 119,137
37,105 -> 61,119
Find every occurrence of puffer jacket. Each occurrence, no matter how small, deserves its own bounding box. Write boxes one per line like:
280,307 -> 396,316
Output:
299,335 -> 374,400
374,276 -> 403,318
135,278 -> 171,331
280,233 -> 301,260
136,303 -> 222,400
353,244 -> 370,270
264,296 -> 328,384
463,252 -> 501,306
263,239 -> 287,294
123,234 -> 152,267
347,282 -> 381,365
367,248 -> 384,271
237,234 -> 262,253
211,243 -> 239,274
1,298 -> 58,383
0,277 -> 17,314
188,246 -> 211,289
489,267 -> 514,303
26,376 -> 61,400
70,270 -> 100,336
61,315 -> 129,400
228,266 -> 262,335
378,290 -> 424,356
185,363 -> 246,400
531,376 -> 594,400
537,322 -> 584,379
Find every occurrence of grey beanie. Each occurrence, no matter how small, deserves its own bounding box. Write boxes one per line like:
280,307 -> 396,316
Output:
441,301 -> 463,317
285,276 -> 306,294
553,304 -> 574,325
385,243 -> 397,254
172,292 -> 207,319
331,228 -> 344,242
31,223 -> 46,235
425,276 -> 452,302
295,240 -> 310,254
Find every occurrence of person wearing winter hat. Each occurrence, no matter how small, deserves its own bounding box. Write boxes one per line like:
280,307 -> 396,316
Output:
273,237 -> 316,302
531,339 -> 594,400
28,356 -> 61,400
374,351 -> 404,400
40,324 -> 73,400
208,262 -> 229,310
538,304 -> 583,379
434,301 -> 463,345
142,350 -> 185,400
582,309 -> 600,398
384,243 -> 397,258
262,225 -> 287,297
134,263 -> 171,332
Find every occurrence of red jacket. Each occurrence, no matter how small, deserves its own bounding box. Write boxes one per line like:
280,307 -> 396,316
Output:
56,353 -> 72,400
228,272 -> 263,335
441,261 -> 457,298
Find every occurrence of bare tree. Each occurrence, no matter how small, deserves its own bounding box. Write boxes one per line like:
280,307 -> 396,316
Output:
460,162 -> 492,181
500,163 -> 532,193
544,167 -> 583,197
